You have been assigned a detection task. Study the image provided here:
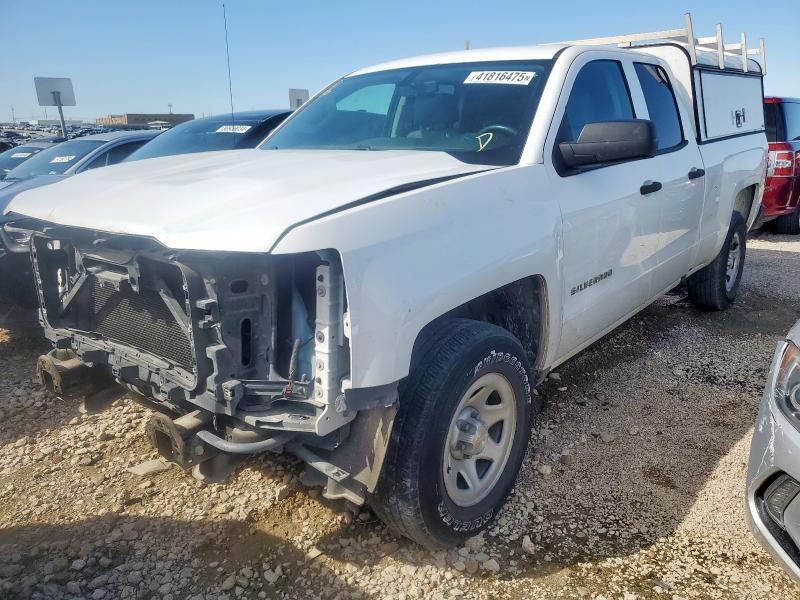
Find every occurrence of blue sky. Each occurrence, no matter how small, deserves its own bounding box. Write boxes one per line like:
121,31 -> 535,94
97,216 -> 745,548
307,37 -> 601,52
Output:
1,0 -> 797,122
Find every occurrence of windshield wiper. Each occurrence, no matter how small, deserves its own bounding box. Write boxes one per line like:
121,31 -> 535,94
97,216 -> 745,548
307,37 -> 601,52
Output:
353,144 -> 375,151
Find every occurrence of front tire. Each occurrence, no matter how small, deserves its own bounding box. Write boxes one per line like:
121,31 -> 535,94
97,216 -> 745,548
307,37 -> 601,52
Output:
687,213 -> 746,311
369,319 -> 534,548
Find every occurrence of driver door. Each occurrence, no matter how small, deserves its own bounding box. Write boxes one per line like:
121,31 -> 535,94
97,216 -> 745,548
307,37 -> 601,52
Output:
549,57 -> 662,360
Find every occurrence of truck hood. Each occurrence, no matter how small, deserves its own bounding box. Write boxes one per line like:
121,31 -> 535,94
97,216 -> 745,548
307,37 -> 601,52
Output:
6,149 -> 491,253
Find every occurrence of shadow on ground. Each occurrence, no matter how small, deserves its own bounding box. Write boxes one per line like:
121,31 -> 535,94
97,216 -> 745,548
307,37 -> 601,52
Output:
0,514 -> 359,599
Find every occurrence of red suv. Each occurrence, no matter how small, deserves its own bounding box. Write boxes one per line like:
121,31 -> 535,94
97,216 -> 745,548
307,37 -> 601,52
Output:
763,97 -> 800,234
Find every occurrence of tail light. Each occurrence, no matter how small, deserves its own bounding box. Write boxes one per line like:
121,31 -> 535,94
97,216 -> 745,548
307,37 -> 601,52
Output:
768,143 -> 797,178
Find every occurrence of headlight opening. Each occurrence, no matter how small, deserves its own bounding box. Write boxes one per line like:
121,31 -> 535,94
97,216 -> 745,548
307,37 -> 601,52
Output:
776,341 -> 800,418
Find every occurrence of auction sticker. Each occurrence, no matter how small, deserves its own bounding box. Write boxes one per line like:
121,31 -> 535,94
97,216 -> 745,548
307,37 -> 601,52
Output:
464,71 -> 536,85
50,155 -> 76,163
11,152 -> 32,158
216,125 -> 252,134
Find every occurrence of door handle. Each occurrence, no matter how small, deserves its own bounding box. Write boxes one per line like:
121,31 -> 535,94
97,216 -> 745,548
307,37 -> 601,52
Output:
640,180 -> 662,195
688,167 -> 705,180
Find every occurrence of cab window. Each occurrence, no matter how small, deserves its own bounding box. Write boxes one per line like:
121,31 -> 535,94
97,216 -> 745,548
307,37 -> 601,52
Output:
634,63 -> 684,151
558,60 -> 634,144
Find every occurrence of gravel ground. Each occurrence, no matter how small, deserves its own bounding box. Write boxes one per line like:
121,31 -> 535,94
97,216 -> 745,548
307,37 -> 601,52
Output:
1,231 -> 799,600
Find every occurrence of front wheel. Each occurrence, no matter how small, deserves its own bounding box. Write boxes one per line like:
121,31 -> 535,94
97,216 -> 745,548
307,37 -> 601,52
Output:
687,213 -> 747,311
369,319 -> 534,548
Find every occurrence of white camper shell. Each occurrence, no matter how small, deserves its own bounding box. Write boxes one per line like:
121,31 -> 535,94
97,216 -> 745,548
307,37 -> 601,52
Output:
562,13 -> 766,142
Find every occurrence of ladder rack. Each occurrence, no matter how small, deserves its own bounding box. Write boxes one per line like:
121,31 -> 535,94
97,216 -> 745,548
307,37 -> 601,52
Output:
560,13 -> 766,75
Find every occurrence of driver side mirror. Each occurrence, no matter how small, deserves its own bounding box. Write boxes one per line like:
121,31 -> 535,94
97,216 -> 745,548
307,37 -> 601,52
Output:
559,120 -> 656,168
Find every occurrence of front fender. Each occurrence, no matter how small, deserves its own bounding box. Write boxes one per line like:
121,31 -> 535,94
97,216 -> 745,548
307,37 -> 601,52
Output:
272,164 -> 562,389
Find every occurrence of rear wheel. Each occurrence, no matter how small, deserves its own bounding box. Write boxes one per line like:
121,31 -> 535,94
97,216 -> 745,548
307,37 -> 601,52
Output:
687,213 -> 746,311
773,204 -> 800,235
369,319 -> 534,548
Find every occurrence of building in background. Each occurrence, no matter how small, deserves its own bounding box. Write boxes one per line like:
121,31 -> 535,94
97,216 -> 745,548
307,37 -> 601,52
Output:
26,118 -> 85,127
289,89 -> 309,109
96,113 -> 194,128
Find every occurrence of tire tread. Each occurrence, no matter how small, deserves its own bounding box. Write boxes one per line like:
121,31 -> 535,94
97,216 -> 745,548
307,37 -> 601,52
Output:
687,213 -> 746,311
370,319 -> 528,547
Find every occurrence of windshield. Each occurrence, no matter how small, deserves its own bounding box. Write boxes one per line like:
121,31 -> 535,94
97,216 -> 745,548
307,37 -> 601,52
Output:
263,60 -> 552,165
126,115 -> 286,161
5,139 -> 104,180
0,145 -> 48,179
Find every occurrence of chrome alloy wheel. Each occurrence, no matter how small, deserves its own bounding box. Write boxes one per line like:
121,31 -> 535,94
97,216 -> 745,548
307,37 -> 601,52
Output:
726,231 -> 743,293
442,372 -> 518,507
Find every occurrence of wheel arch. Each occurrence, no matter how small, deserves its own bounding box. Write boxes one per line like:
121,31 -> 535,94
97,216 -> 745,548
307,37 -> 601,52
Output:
408,274 -> 549,384
733,183 -> 760,230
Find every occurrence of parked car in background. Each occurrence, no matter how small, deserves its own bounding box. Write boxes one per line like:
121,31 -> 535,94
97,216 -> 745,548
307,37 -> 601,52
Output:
0,130 -> 159,306
124,110 -> 291,161
747,319 -> 800,584
5,19 -> 767,548
763,97 -> 800,234
0,140 -> 13,153
0,137 -> 64,181
0,130 -> 158,202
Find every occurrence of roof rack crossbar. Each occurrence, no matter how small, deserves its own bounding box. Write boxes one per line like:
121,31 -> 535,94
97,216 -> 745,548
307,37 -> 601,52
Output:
556,12 -> 766,75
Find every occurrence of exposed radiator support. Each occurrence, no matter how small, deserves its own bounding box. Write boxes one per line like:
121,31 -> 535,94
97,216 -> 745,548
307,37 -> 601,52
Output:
313,260 -> 348,410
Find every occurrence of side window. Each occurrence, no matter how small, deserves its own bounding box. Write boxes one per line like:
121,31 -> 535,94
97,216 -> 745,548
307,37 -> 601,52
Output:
105,141 -> 147,165
784,103 -> 800,141
83,141 -> 147,171
83,150 -> 110,171
764,103 -> 782,143
634,63 -> 684,151
559,60 -> 634,143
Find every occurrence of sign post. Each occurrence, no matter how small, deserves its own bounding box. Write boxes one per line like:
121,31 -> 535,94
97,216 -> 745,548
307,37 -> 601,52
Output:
52,91 -> 67,138
34,77 -> 76,138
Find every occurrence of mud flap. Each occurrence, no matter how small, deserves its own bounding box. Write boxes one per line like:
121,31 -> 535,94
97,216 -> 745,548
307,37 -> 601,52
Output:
299,402 -> 397,503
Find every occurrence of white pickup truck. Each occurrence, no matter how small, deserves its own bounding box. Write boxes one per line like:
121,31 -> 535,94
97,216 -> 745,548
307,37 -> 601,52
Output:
6,18 -> 767,547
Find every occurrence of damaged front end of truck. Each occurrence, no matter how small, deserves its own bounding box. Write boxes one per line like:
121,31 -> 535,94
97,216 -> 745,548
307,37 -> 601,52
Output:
30,224 -> 396,503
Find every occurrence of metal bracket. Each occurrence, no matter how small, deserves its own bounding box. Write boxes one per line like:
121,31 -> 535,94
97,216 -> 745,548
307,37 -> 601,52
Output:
556,12 -> 766,74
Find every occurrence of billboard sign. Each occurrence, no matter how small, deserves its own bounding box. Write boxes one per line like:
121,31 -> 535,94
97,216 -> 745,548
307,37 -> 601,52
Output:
34,77 -> 76,106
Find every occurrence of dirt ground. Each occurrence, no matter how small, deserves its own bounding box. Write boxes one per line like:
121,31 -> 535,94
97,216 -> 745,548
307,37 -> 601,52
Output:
1,231 -> 799,600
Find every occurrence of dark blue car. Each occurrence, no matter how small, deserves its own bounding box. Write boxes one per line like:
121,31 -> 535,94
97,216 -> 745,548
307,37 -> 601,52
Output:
123,109 -> 291,161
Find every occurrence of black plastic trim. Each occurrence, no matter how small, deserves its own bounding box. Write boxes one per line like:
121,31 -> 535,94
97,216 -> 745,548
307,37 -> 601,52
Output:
756,472 -> 800,568
640,180 -> 662,195
693,64 -> 764,78
697,130 -> 766,145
